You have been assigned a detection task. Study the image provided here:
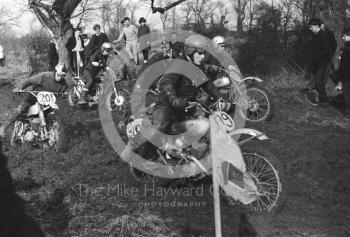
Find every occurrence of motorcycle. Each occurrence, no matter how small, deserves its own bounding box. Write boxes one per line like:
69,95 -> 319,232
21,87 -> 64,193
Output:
9,91 -> 66,152
213,66 -> 274,123
125,97 -> 286,213
68,72 -> 104,108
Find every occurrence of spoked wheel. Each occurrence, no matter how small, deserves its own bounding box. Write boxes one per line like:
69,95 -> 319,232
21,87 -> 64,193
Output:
68,88 -> 80,107
130,167 -> 171,186
242,148 -> 286,213
46,117 -> 66,153
246,85 -> 273,123
107,88 -> 130,115
9,120 -> 24,146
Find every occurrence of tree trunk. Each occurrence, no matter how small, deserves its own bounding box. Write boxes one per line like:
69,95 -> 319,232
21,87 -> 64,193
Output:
236,0 -> 243,33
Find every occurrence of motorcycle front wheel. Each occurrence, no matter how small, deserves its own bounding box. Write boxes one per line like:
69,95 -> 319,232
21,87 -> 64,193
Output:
245,85 -> 273,123
106,88 -> 130,116
68,88 -> 80,107
46,115 -> 66,153
224,147 -> 286,214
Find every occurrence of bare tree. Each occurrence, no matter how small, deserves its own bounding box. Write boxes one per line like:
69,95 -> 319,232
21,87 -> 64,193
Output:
234,0 -> 249,33
28,0 -> 101,71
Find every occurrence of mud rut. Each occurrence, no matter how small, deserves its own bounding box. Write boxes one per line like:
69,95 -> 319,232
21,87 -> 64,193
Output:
1,81 -> 350,236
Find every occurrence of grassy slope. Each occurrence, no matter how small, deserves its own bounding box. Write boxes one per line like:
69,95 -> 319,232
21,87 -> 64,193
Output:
1,61 -> 350,236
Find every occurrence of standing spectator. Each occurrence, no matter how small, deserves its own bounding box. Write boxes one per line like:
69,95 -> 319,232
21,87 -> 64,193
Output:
305,18 -> 333,106
0,44 -> 5,67
82,33 -> 94,67
48,41 -> 59,71
169,32 -> 184,58
137,17 -> 151,63
66,27 -> 85,74
90,24 -> 109,56
117,17 -> 138,64
332,28 -> 350,115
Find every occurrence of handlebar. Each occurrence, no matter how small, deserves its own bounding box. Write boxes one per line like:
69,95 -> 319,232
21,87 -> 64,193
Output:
13,90 -> 69,96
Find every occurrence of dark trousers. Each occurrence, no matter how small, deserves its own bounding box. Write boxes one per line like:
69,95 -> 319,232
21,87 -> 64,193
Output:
306,62 -> 329,103
83,69 -> 97,92
142,50 -> 149,61
0,58 -> 4,67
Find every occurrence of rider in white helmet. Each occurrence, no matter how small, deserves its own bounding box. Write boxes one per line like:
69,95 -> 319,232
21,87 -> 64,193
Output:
212,35 -> 226,52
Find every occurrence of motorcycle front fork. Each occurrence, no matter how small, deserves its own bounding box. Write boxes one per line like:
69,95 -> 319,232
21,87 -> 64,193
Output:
39,109 -> 48,140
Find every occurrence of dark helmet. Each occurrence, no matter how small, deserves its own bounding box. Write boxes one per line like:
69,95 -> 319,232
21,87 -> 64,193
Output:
184,34 -> 209,55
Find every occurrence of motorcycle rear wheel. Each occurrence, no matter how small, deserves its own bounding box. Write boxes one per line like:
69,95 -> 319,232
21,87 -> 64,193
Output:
245,85 -> 273,123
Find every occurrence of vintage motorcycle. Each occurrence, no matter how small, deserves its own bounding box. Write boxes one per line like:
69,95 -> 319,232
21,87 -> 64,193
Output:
125,96 -> 286,213
68,67 -> 130,112
9,91 -> 66,152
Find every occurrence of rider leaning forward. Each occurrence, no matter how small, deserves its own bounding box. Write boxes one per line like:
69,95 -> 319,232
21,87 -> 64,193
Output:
121,34 -> 232,161
0,64 -> 69,138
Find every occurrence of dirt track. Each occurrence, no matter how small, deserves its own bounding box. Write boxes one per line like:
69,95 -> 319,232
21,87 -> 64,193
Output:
1,73 -> 350,236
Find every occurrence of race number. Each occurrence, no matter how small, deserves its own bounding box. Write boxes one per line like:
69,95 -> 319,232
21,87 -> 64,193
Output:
37,92 -> 56,106
214,111 -> 235,132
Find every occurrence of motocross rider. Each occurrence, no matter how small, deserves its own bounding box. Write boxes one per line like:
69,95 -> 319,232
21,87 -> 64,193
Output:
206,36 -> 241,80
121,34 -> 231,160
79,42 -> 113,104
0,64 -> 69,138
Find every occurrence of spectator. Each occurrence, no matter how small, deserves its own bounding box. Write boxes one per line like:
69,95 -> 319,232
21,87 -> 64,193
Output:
48,41 -> 59,71
169,32 -> 184,58
137,17 -> 151,62
305,18 -> 333,106
0,44 -> 5,67
82,33 -> 94,67
66,27 -> 85,74
332,28 -> 350,115
90,24 -> 109,56
117,17 -> 138,64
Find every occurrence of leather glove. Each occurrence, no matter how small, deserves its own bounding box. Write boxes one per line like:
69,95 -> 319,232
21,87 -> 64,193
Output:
171,97 -> 188,109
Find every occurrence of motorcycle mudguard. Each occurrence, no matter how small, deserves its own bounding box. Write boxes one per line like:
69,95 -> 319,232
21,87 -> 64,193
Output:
240,76 -> 263,85
27,103 -> 40,117
229,128 -> 269,141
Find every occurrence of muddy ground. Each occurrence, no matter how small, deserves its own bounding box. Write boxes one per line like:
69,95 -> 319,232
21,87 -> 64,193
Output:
1,68 -> 350,236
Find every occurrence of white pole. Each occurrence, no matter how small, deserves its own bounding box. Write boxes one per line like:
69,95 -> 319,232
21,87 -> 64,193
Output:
212,163 -> 222,237
210,115 -> 223,237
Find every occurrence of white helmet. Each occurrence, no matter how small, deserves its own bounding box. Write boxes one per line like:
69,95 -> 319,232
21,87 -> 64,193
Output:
212,36 -> 225,48
101,42 -> 113,52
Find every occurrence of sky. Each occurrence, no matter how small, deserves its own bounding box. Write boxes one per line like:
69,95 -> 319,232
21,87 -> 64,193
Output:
1,0 -> 235,36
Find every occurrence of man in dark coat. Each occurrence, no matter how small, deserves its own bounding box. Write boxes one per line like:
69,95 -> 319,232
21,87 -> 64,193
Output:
82,34 -> 94,67
0,140 -> 45,237
89,24 -> 109,57
66,27 -> 85,74
305,18 -> 333,105
169,32 -> 184,59
137,17 -> 151,62
332,28 -> 350,115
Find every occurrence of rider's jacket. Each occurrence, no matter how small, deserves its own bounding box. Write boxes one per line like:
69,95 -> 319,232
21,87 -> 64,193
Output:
85,49 -> 108,76
156,58 -> 222,109
15,72 -> 68,93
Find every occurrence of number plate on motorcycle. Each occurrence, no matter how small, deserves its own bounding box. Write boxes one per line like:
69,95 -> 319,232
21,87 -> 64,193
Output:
213,111 -> 235,132
37,92 -> 56,106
